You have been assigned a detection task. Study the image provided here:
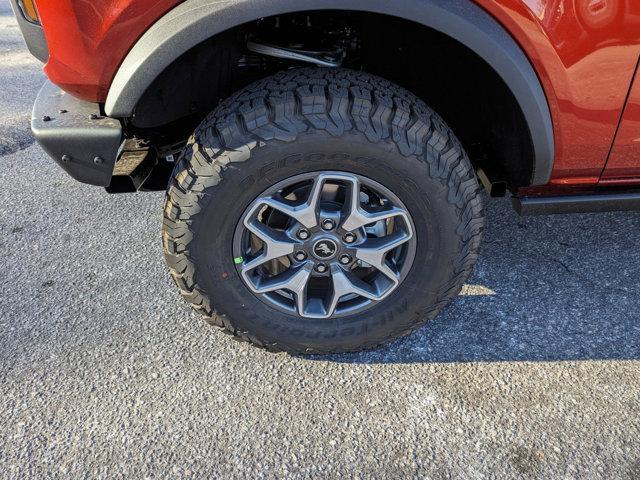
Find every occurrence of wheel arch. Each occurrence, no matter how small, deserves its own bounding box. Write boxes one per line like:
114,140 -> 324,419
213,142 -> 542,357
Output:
105,0 -> 554,185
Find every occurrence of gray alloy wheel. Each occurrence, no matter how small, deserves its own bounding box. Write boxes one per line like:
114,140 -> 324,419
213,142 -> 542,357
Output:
232,171 -> 417,319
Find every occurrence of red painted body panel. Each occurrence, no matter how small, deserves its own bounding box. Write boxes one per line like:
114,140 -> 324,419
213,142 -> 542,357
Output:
475,0 -> 640,189
36,0 -> 178,100
603,63 -> 640,181
35,0 -> 640,188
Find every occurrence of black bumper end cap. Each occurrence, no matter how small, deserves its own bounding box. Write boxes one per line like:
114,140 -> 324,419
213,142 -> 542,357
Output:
31,81 -> 122,187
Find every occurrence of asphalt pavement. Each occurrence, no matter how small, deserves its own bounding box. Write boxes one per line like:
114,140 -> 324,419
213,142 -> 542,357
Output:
0,3 -> 639,478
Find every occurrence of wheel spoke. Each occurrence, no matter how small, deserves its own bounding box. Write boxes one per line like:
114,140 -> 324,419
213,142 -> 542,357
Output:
355,229 -> 413,282
341,176 -> 410,232
241,218 -> 299,273
259,173 -> 326,229
248,265 -> 312,313
325,265 -> 380,317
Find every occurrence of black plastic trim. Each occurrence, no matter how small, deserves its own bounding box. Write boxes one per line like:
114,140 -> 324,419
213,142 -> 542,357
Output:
8,0 -> 48,62
512,193 -> 640,216
104,0 -> 555,185
32,81 -> 123,187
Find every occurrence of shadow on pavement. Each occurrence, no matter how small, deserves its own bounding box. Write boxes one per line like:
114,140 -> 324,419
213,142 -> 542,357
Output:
316,198 -> 640,364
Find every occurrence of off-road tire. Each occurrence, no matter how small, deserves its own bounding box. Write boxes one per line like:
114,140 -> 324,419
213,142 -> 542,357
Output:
162,68 -> 484,354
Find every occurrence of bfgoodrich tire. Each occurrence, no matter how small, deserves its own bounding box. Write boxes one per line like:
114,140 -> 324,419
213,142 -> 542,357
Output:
163,68 -> 484,354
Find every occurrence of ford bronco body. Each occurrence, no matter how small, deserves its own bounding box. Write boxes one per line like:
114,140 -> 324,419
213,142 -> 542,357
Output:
11,0 -> 640,353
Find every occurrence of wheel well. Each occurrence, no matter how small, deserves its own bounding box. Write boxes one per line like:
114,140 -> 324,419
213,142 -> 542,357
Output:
130,11 -> 536,190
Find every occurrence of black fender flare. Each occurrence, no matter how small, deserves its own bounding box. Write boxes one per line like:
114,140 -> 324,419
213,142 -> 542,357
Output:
105,0 -> 554,185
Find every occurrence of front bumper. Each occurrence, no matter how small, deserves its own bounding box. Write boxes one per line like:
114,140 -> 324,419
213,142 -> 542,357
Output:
31,81 -> 123,187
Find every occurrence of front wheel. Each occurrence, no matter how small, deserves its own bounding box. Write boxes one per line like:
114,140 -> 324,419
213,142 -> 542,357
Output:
162,68 -> 484,354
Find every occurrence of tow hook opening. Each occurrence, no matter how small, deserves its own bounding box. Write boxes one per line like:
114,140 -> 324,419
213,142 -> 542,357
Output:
106,139 -> 181,193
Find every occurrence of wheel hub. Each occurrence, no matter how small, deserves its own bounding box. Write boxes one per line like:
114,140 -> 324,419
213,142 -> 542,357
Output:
232,171 -> 417,319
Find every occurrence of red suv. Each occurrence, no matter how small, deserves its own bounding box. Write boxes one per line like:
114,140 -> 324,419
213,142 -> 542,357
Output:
11,0 -> 640,353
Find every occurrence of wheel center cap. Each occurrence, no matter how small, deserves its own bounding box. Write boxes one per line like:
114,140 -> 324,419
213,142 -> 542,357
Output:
312,239 -> 338,259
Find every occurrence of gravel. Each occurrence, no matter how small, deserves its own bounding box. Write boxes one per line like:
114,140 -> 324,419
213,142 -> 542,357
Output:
0,3 -> 639,478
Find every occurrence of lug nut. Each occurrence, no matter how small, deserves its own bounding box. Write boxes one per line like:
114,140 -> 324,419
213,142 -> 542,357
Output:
321,219 -> 335,231
294,251 -> 307,262
297,229 -> 310,240
339,254 -> 352,265
343,232 -> 356,244
315,263 -> 328,273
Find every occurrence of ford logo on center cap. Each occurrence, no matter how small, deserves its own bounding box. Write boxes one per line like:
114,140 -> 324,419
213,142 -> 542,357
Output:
313,239 -> 338,259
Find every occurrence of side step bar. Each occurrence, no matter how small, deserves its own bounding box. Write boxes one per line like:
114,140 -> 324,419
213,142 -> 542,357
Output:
513,192 -> 640,216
